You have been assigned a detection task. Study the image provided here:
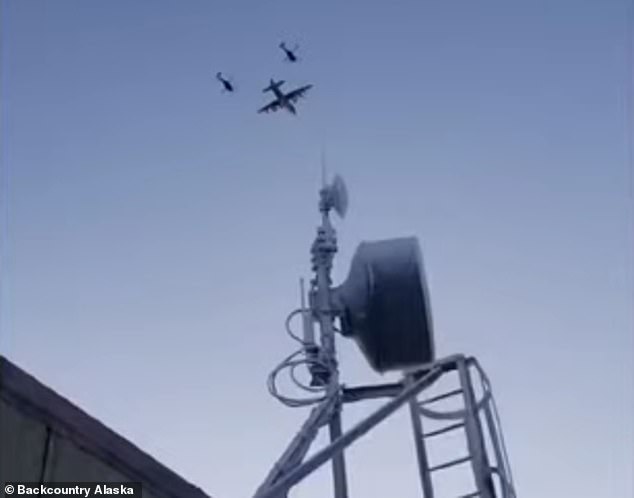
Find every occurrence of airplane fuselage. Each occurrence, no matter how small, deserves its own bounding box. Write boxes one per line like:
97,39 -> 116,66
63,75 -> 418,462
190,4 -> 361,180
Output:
259,78 -> 311,115
267,81 -> 296,114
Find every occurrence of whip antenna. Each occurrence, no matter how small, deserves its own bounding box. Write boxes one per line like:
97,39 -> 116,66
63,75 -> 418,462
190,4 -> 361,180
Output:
321,147 -> 327,187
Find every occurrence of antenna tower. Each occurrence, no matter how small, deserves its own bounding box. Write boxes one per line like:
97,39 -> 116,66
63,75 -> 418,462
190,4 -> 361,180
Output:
254,172 -> 516,498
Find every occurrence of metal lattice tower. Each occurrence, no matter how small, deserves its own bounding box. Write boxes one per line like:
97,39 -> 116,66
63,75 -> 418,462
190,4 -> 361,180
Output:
254,175 -> 516,498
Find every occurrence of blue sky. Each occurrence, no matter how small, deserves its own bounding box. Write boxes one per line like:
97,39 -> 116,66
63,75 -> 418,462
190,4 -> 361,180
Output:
1,1 -> 632,497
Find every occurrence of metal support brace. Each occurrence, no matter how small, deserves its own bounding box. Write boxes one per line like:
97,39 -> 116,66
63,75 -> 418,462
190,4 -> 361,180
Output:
254,367 -> 441,498
254,391 -> 338,498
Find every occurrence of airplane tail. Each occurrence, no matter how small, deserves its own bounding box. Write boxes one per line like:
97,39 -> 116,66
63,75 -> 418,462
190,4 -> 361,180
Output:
263,79 -> 285,93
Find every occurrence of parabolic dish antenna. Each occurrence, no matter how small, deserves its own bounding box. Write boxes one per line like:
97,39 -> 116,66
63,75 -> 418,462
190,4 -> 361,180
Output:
332,236 -> 435,373
329,174 -> 348,218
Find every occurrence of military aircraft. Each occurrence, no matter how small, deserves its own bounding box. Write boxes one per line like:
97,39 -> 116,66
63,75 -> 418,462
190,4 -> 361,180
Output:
258,79 -> 312,115
216,72 -> 235,92
279,42 -> 299,63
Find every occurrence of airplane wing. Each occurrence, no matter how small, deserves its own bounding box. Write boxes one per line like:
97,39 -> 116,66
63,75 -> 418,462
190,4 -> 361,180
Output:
258,99 -> 282,114
285,84 -> 312,103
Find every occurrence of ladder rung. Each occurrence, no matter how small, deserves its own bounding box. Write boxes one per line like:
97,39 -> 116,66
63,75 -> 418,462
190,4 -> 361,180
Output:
457,492 -> 480,498
429,455 -> 472,473
423,422 -> 465,439
419,388 -> 463,406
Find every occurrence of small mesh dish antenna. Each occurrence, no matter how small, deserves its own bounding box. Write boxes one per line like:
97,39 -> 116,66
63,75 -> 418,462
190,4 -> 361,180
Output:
330,175 -> 348,219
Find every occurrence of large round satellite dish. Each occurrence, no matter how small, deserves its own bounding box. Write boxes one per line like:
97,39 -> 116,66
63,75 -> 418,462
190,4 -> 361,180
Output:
332,237 -> 435,373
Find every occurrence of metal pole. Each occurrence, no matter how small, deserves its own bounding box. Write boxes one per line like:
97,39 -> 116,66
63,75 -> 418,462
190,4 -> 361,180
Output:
313,206 -> 349,498
328,405 -> 348,498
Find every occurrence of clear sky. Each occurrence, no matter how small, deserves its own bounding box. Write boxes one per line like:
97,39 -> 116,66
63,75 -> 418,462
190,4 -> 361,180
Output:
1,1 -> 632,497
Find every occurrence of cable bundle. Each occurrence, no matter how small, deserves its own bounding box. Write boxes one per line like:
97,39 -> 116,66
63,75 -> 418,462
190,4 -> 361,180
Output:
267,309 -> 334,408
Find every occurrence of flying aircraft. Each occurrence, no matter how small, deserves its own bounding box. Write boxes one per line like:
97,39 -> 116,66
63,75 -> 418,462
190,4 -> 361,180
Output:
279,42 -> 299,63
216,72 -> 234,92
258,79 -> 312,115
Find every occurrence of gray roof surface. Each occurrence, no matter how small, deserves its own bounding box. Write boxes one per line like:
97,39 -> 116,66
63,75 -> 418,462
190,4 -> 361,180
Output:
0,356 -> 211,498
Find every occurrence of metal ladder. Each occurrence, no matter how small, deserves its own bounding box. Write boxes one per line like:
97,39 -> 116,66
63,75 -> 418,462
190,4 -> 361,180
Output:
407,356 -> 516,498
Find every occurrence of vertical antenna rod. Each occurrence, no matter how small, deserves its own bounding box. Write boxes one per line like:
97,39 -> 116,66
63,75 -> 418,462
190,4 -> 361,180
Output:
321,147 -> 328,188
300,278 -> 317,359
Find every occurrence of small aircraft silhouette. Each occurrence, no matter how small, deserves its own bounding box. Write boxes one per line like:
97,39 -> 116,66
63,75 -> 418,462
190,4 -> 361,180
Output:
216,72 -> 234,92
258,79 -> 312,115
279,42 -> 299,63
